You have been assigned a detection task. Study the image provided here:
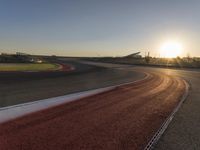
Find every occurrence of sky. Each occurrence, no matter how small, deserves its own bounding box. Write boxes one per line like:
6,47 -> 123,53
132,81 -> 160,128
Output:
0,0 -> 200,57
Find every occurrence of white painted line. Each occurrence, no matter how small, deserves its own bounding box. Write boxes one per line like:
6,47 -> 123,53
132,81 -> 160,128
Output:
0,72 -> 148,124
0,87 -> 114,124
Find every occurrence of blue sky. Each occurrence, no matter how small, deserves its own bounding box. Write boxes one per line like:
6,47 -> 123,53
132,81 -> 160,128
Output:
0,0 -> 200,57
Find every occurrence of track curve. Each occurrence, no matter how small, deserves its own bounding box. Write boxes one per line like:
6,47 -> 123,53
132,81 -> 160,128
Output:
0,68 -> 187,150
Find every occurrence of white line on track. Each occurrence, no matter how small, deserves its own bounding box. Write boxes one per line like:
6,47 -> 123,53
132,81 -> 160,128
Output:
0,87 -> 114,124
0,72 -> 148,124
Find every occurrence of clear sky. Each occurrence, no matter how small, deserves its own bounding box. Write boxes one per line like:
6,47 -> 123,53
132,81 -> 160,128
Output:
0,0 -> 200,57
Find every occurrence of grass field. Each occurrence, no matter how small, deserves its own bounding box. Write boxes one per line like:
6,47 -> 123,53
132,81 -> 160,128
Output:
0,63 -> 61,72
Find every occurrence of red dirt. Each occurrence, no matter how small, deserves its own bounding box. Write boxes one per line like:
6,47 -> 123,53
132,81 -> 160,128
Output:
0,70 -> 186,150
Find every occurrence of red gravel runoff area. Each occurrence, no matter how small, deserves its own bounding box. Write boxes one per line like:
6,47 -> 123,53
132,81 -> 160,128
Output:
0,69 -> 186,150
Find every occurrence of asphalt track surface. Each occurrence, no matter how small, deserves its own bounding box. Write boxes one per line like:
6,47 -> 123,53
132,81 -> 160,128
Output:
0,60 -> 144,107
86,63 -> 200,150
0,64 -> 187,150
154,68 -> 200,150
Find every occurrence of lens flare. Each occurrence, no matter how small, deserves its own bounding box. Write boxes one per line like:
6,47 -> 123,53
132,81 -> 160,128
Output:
160,41 -> 183,58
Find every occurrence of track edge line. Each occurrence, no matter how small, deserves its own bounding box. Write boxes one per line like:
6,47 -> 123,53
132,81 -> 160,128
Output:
0,71 -> 149,124
144,79 -> 190,150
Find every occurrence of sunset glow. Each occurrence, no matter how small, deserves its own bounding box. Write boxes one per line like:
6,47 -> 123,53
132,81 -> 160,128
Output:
160,41 -> 183,58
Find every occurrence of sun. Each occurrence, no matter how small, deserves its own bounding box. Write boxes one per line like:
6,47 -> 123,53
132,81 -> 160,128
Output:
160,41 -> 183,58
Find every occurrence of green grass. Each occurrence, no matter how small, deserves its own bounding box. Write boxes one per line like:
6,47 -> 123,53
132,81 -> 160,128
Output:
0,63 -> 61,71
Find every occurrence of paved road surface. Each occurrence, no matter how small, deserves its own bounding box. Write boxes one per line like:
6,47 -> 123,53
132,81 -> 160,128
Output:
0,65 -> 186,150
154,68 -> 200,150
71,63 -> 200,150
0,60 -> 144,107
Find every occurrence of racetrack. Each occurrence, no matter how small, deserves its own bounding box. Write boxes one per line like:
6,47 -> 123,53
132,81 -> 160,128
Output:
0,68 -> 186,150
0,59 -> 145,107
